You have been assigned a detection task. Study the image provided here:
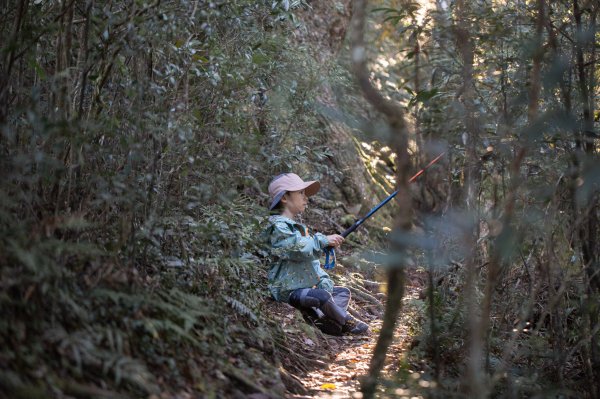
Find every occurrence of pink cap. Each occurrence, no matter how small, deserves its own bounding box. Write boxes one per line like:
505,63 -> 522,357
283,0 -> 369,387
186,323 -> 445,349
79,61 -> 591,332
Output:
268,173 -> 320,210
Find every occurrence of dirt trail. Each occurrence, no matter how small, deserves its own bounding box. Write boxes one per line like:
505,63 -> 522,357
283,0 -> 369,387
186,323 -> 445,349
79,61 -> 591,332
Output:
287,277 -> 424,399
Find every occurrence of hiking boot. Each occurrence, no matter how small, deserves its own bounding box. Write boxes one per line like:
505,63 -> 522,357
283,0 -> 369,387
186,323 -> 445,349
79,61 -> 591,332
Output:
314,318 -> 343,336
301,311 -> 343,336
342,317 -> 369,335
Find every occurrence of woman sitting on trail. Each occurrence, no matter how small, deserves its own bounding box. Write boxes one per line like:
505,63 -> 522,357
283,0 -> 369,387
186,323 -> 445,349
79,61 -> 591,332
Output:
263,173 -> 369,335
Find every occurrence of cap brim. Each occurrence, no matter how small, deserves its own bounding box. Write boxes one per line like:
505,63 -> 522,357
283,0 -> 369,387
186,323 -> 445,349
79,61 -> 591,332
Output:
268,180 -> 320,210
303,181 -> 320,197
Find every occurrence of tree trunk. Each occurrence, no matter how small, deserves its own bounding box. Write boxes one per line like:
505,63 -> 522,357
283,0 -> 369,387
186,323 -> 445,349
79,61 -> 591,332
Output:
452,0 -> 485,395
350,0 -> 413,397
0,0 -> 29,126
573,1 -> 600,395
573,0 -> 598,288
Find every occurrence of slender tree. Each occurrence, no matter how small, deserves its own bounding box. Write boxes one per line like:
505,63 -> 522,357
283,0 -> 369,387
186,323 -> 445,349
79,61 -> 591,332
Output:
350,0 -> 413,396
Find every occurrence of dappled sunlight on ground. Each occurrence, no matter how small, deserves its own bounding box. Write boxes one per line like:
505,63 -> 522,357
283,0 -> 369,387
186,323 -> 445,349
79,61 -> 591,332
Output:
289,274 -> 425,398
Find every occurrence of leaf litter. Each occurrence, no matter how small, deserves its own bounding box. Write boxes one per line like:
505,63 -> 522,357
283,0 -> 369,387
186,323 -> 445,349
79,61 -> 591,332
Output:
274,269 -> 425,398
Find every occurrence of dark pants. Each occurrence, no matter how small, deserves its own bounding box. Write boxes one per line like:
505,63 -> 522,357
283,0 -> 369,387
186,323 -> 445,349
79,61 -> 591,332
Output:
288,286 -> 351,326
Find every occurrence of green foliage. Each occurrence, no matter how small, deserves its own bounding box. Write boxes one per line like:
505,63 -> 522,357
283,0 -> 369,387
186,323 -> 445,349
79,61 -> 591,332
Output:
362,0 -> 599,396
0,0 -> 341,396
1,0 -> 597,396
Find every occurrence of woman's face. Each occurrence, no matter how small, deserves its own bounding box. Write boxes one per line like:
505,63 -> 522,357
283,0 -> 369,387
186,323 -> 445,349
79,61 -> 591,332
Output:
282,189 -> 308,216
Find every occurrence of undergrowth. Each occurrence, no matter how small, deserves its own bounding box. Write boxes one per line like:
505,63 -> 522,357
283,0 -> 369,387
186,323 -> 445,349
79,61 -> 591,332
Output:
0,199 -> 290,397
0,0 -> 365,396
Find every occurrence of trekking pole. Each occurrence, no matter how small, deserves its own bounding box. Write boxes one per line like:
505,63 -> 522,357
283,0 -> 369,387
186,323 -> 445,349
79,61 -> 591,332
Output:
323,152 -> 445,269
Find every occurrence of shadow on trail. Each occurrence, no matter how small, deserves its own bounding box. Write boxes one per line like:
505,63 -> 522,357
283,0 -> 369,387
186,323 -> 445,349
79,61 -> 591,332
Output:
269,269 -> 426,399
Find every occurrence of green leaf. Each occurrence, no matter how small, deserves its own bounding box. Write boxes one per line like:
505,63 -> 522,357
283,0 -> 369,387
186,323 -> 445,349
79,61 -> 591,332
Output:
252,52 -> 269,65
409,88 -> 440,107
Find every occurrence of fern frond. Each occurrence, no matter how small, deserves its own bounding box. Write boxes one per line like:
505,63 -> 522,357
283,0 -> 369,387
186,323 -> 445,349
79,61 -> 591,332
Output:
224,295 -> 258,323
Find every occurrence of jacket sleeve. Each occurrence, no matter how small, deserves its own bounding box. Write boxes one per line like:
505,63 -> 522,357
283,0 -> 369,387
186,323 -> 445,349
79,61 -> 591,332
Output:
270,222 -> 329,260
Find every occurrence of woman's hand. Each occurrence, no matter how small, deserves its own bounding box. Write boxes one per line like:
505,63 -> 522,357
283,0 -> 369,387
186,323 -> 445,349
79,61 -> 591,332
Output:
326,234 -> 344,247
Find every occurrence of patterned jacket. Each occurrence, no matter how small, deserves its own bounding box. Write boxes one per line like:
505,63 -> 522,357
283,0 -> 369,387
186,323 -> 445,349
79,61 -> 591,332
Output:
263,215 -> 333,302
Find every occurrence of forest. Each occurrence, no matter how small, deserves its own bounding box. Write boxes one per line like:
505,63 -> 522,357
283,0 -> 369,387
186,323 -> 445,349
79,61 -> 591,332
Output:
0,0 -> 599,398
